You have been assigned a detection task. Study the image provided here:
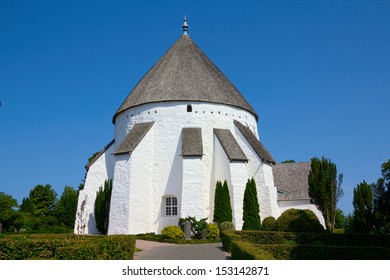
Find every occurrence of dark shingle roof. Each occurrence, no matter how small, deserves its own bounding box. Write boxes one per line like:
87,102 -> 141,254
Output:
273,162 -> 311,201
214,128 -> 248,162
234,120 -> 276,164
182,127 -> 203,156
113,34 -> 257,123
115,122 -> 154,155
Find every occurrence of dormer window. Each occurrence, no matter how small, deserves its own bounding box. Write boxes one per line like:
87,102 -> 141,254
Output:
187,105 -> 192,112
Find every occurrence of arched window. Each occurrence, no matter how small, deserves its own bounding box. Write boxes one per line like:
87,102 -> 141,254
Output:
164,196 -> 178,216
187,105 -> 192,112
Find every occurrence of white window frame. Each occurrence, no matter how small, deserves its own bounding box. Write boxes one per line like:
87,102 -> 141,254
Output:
164,196 -> 178,216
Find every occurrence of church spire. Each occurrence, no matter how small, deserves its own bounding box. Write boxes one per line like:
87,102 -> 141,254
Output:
182,16 -> 188,35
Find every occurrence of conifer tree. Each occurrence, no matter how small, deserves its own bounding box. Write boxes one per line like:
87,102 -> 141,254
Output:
242,178 -> 261,230
222,180 -> 233,223
213,181 -> 224,223
213,180 -> 233,224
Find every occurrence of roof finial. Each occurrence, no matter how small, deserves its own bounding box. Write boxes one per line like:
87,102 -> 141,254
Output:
182,15 -> 188,35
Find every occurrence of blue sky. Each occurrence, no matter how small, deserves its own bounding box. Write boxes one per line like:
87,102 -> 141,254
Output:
0,0 -> 389,215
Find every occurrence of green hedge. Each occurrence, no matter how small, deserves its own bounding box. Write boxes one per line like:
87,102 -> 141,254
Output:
0,234 -> 135,260
227,231 -> 390,248
231,241 -> 274,260
252,244 -> 390,260
223,231 -> 390,260
221,230 -> 241,252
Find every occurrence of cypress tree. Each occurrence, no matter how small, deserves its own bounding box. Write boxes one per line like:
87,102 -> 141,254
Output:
213,180 -> 233,224
242,178 -> 261,230
213,181 -> 224,223
222,180 -> 233,223
94,179 -> 112,234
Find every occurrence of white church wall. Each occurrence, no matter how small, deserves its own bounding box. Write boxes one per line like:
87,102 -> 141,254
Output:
211,134 -> 232,223
127,125 -> 154,234
262,164 -> 281,218
181,157 -> 205,219
115,102 -> 258,232
74,144 -> 115,235
278,200 -> 326,227
93,101 -> 260,234
108,153 -> 132,234
234,122 -> 280,220
229,162 -> 248,230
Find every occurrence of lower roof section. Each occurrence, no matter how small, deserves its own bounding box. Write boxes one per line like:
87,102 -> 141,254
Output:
115,121 -> 154,155
214,128 -> 248,162
234,120 -> 276,164
182,127 -> 203,156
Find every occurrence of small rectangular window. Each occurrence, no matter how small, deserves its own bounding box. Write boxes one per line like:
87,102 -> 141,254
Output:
165,196 -> 178,216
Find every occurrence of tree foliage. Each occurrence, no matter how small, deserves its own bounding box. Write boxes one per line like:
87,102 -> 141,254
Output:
213,180 -> 232,224
54,186 -> 78,229
20,184 -> 57,217
308,156 -> 343,233
94,179 -> 112,234
242,178 -> 261,230
349,159 -> 390,233
0,192 -> 19,233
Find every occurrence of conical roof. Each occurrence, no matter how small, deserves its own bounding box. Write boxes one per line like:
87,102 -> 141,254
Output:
113,34 -> 258,122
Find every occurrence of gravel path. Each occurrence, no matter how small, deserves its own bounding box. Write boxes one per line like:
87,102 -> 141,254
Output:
134,240 -> 231,260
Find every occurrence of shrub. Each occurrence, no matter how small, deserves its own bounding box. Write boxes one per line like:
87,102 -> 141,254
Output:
207,224 -> 220,239
0,234 -> 135,260
275,209 -> 324,233
179,217 -> 208,238
261,216 -> 276,231
161,225 -> 185,240
219,221 -> 236,232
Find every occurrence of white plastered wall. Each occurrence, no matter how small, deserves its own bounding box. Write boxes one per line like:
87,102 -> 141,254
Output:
74,143 -> 115,234
234,123 -> 280,220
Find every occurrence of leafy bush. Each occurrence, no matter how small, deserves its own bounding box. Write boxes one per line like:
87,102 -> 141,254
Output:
161,225 -> 185,240
275,209 -> 324,233
261,216 -> 276,231
219,221 -> 236,232
207,224 -> 220,239
0,234 -> 135,260
179,217 -> 208,238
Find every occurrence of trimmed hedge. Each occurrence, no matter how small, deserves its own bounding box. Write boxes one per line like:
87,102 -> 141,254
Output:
275,209 -> 324,233
223,230 -> 390,260
225,231 -> 390,248
246,244 -> 390,260
0,234 -> 135,260
231,241 -> 274,260
221,230 -> 241,252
